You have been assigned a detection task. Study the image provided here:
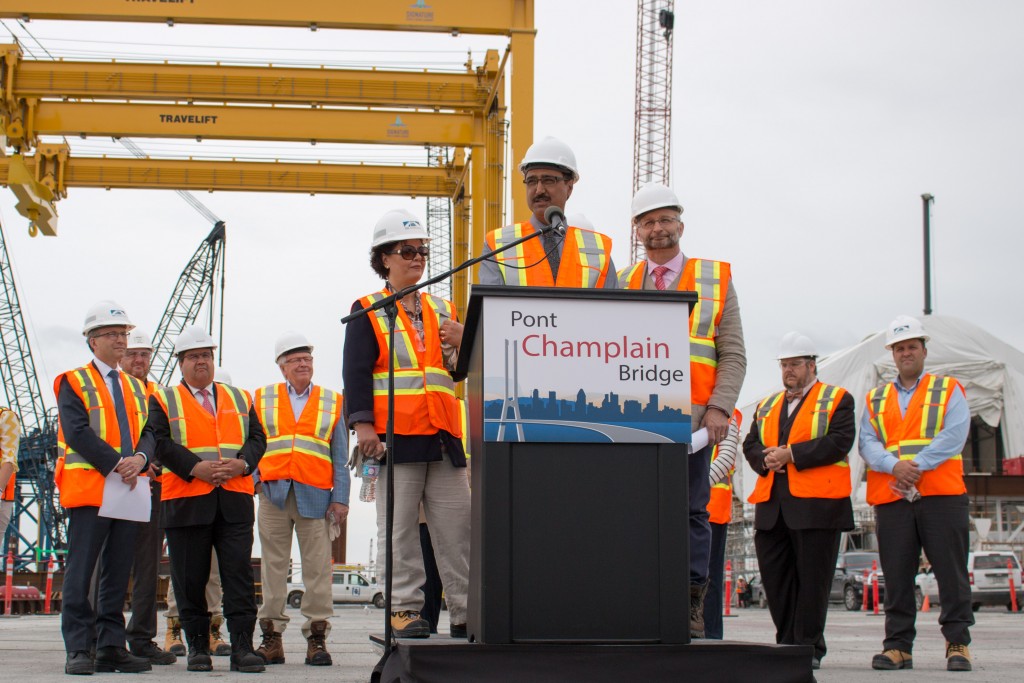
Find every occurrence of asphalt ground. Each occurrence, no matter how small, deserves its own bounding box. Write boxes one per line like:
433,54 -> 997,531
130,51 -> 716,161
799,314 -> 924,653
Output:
0,603 -> 1021,682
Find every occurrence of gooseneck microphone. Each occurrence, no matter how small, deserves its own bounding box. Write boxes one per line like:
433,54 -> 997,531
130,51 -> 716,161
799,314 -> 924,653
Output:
544,205 -> 568,236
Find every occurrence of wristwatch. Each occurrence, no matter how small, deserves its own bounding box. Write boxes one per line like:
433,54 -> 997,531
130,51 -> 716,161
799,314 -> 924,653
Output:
237,455 -> 251,476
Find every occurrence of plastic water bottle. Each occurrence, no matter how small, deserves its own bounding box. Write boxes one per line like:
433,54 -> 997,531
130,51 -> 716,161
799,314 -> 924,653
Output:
359,457 -> 380,502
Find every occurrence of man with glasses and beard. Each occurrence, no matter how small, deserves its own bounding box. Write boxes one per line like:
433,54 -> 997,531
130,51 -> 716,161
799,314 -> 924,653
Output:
478,136 -> 616,288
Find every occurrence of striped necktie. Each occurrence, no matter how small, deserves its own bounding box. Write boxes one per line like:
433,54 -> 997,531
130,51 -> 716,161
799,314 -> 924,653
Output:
651,265 -> 670,291
198,388 -> 216,416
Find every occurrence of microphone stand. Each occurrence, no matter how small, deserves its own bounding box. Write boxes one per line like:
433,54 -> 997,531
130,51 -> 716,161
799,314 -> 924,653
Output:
342,222 -> 561,683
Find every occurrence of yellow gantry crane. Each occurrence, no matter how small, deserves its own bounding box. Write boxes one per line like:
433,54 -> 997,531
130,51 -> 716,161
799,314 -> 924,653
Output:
0,0 -> 538,310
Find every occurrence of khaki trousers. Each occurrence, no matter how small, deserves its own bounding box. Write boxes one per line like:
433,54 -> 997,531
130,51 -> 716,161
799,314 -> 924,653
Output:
257,488 -> 334,637
376,454 -> 470,624
166,550 -> 223,619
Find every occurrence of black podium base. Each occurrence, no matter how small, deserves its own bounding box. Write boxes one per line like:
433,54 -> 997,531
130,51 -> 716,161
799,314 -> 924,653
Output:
370,635 -> 814,683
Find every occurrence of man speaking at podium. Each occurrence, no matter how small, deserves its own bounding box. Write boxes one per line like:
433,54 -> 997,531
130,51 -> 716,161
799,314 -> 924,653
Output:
617,183 -> 747,638
478,136 -> 616,289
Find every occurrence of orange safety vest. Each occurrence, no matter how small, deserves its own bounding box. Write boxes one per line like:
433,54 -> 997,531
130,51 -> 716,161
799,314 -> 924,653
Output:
485,222 -> 613,288
154,383 -> 255,500
617,259 -> 731,407
864,374 -> 966,506
53,363 -> 149,508
359,290 -> 462,438
0,407 -> 16,502
255,383 -> 342,490
707,409 -> 743,524
747,382 -> 851,503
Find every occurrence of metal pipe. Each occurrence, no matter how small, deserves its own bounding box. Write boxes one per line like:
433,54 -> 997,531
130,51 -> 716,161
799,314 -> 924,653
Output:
922,193 -> 934,315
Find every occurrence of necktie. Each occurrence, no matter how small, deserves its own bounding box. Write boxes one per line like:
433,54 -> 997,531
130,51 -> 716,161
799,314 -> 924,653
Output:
651,265 -> 669,291
198,388 -> 216,416
543,231 -> 561,281
107,369 -> 134,457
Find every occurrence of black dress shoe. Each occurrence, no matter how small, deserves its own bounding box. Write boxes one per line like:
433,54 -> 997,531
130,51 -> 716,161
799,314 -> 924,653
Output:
94,646 -> 152,673
130,641 -> 177,665
65,651 -> 95,676
450,623 -> 467,639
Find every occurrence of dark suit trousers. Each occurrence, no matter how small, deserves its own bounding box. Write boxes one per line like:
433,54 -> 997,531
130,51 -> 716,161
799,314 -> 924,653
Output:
126,480 -> 162,646
875,494 -> 972,652
689,444 -> 712,585
418,522 -> 444,633
62,507 -> 140,652
165,505 -> 257,638
703,521 -> 728,639
755,516 -> 840,660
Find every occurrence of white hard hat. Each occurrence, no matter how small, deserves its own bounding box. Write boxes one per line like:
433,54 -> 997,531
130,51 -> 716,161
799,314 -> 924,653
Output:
631,183 -> 684,220
275,331 -> 313,362
214,367 -> 232,384
371,209 -> 430,248
518,136 -> 580,181
82,300 -> 134,335
173,324 -> 218,355
566,213 -> 594,232
126,329 -> 154,351
777,331 -> 818,360
885,315 -> 930,349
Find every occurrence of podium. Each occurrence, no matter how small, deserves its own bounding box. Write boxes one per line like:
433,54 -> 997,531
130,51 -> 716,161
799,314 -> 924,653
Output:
458,286 -> 696,644
377,286 -> 813,682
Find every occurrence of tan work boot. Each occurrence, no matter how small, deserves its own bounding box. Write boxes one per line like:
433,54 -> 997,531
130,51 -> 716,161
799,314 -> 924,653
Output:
209,615 -> 232,656
872,648 -> 913,670
254,618 -> 285,665
946,642 -> 972,672
390,611 -> 430,638
165,617 -> 186,656
305,620 -> 332,666
689,583 -> 709,639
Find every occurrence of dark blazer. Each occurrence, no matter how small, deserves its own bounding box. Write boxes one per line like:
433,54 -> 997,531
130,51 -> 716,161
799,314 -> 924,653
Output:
145,385 -> 266,528
743,387 -> 855,531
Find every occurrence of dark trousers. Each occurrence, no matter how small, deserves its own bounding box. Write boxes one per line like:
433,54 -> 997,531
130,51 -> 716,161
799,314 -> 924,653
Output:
875,494 -> 972,652
164,512 -> 256,640
62,507 -> 140,652
418,523 -> 444,633
703,521 -> 728,639
689,445 -> 712,585
755,516 -> 840,661
126,481 -> 162,646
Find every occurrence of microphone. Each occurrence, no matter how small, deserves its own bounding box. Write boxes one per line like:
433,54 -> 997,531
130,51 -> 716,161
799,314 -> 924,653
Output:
544,205 -> 568,236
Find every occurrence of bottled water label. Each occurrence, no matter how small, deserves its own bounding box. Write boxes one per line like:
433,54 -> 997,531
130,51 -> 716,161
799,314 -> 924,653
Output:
362,458 -> 380,480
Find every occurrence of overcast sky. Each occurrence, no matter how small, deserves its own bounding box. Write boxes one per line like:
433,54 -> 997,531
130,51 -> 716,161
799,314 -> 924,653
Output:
2,1 -> 1021,566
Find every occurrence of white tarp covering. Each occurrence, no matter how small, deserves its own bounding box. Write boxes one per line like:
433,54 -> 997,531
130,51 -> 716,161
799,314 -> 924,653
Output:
735,315 -> 1024,507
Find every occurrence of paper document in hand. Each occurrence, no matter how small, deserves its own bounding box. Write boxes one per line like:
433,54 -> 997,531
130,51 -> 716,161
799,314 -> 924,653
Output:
689,428 -> 709,454
98,471 -> 152,522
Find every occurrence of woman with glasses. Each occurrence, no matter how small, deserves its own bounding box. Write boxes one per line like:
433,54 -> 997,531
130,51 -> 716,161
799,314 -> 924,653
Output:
342,208 -> 470,639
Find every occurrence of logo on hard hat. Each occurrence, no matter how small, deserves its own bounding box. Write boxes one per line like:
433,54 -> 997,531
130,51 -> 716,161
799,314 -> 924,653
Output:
402,220 -> 422,229
110,308 -> 126,316
892,324 -> 910,334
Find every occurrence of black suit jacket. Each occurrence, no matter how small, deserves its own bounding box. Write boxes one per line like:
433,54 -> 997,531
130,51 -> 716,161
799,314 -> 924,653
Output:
144,386 -> 266,528
743,386 -> 855,531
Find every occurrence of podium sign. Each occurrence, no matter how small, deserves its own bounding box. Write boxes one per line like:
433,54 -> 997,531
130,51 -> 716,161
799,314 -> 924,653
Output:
462,287 -> 696,645
480,294 -> 691,443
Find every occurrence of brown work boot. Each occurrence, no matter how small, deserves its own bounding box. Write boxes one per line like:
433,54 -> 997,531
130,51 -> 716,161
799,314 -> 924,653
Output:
872,648 -> 913,670
165,617 -> 186,656
689,583 -> 709,639
946,642 -> 972,672
305,620 -> 332,666
210,615 -> 232,656
254,619 -> 285,665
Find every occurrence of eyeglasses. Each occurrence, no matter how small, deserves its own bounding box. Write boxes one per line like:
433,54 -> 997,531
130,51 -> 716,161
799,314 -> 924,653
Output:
523,175 -> 566,189
637,216 -> 680,231
282,355 -> 313,365
388,245 -> 430,260
779,359 -> 810,370
183,351 -> 215,362
91,331 -> 130,340
124,350 -> 153,359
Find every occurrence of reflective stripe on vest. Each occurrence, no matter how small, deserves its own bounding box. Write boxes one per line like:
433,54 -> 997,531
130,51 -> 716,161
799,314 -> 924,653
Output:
358,289 -> 463,438
747,382 -> 851,503
256,383 -> 341,489
487,222 -> 612,288
156,383 -> 254,499
53,364 -> 148,508
865,374 -> 965,505
616,258 -> 730,406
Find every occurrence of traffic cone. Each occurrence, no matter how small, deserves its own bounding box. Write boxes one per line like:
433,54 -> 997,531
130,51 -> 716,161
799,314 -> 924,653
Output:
921,594 -> 930,612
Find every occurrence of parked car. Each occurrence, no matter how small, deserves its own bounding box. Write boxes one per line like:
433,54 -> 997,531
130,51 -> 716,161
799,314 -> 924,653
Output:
916,551 -> 1023,612
287,567 -> 384,609
830,551 -> 885,611
746,573 -> 768,609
